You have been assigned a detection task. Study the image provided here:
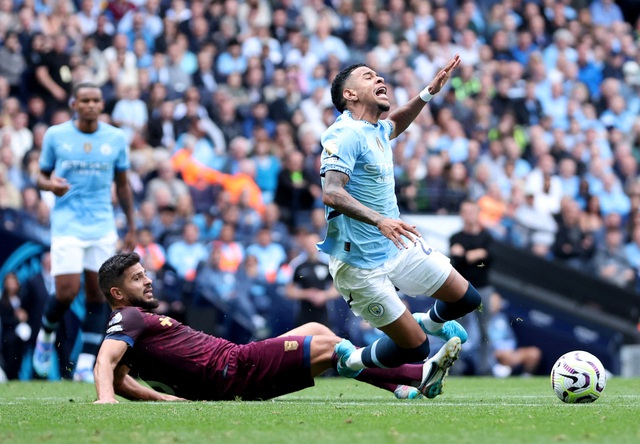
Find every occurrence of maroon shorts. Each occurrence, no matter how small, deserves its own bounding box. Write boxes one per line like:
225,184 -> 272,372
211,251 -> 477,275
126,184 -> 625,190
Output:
216,335 -> 314,400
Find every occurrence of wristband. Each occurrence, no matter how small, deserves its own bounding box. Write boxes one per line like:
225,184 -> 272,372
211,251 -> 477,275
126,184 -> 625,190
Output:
419,87 -> 434,103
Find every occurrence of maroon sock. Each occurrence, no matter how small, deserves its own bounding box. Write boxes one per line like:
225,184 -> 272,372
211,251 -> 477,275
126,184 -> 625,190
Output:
355,364 -> 423,393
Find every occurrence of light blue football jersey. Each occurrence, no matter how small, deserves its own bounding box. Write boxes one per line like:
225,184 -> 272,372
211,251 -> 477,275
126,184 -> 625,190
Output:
317,111 -> 401,269
40,121 -> 129,239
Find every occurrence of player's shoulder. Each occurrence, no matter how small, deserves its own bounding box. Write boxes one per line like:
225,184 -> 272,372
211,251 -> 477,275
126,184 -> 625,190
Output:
98,122 -> 127,139
113,306 -> 145,322
322,113 -> 363,146
44,120 -> 74,136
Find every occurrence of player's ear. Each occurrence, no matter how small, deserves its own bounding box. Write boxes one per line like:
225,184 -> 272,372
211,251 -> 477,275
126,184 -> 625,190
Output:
343,87 -> 357,103
110,287 -> 124,301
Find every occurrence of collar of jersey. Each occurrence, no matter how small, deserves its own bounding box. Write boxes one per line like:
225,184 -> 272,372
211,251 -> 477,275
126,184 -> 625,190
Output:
345,110 -> 379,127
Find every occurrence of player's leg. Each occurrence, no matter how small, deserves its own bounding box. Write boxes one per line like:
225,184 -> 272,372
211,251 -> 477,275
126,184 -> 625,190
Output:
74,233 -> 117,382
33,237 -> 84,378
390,241 -> 480,342
330,259 -> 432,373
279,322 -> 336,337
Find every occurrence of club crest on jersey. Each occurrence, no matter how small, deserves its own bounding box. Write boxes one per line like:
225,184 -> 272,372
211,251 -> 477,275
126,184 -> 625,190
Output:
368,303 -> 385,317
284,340 -> 299,351
84,142 -> 92,153
375,137 -> 384,152
100,144 -> 112,155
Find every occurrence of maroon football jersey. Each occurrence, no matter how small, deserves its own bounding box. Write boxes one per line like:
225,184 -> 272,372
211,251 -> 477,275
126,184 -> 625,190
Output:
105,306 -> 237,400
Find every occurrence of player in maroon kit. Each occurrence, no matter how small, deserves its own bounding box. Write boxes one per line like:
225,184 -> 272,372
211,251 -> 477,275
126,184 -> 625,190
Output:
94,253 -> 459,403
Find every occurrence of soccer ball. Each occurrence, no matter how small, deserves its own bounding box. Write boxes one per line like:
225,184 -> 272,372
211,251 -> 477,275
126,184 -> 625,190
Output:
550,351 -> 606,403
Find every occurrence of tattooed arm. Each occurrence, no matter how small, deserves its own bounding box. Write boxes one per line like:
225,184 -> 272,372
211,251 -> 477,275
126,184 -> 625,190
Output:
322,170 -> 420,249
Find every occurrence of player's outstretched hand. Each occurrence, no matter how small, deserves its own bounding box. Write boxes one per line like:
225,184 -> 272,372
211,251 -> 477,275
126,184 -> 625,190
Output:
377,218 -> 421,250
50,176 -> 70,197
427,54 -> 461,95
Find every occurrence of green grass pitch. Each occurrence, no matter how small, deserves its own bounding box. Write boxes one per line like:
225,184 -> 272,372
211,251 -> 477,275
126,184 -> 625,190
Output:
1,377 -> 639,444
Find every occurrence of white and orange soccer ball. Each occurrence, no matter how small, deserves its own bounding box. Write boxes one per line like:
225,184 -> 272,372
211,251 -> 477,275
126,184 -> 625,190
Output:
550,351 -> 607,403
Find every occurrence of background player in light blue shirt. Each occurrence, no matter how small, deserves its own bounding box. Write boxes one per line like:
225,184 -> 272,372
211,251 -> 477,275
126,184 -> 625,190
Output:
320,55 -> 483,399
33,83 -> 136,382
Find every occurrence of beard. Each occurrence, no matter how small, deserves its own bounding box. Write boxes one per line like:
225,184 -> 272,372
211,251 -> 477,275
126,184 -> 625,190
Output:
378,102 -> 390,112
139,298 -> 160,310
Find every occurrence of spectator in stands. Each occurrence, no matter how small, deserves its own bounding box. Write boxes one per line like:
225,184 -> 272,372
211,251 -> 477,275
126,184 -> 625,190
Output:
194,247 -> 268,342
285,233 -> 339,328
0,32 -> 27,98
34,33 -> 73,117
111,82 -> 148,142
211,223 -> 245,274
449,200 -> 494,375
246,226 -> 287,284
513,184 -> 558,256
598,173 -> 631,218
552,198 -> 595,269
0,273 -> 29,380
145,159 -> 189,207
274,149 -> 319,228
593,227 -> 635,289
487,293 -> 542,377
166,222 -> 208,282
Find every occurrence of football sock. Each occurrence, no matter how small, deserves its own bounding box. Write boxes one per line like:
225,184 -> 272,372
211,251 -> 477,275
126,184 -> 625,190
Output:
356,364 -> 424,390
41,296 -> 70,334
360,336 -> 430,368
429,283 -> 481,322
80,302 -> 108,356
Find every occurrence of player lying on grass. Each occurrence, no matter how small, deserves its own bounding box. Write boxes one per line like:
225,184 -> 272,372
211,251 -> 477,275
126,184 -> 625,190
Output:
93,253 -> 461,403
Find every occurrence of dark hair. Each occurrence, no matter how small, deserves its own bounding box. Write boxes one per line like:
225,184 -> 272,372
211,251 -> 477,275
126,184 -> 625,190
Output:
98,253 -> 141,302
330,63 -> 366,113
72,82 -> 101,98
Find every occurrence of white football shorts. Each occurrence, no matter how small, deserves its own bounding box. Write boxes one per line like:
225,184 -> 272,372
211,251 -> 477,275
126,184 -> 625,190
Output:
50,232 -> 118,276
329,238 -> 452,328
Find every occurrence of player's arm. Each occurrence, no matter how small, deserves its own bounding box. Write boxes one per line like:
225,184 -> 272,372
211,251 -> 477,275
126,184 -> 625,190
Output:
387,54 -> 461,140
94,338 -> 129,403
37,170 -> 70,197
114,171 -> 136,251
115,369 -> 186,402
322,170 -> 420,249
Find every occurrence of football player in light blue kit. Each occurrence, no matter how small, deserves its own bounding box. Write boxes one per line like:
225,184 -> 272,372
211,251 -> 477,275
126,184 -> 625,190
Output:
33,83 -> 136,382
320,54 -> 482,399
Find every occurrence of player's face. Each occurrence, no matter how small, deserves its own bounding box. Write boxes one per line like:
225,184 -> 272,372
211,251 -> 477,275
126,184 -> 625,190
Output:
72,87 -> 104,120
347,66 -> 390,112
121,263 -> 159,310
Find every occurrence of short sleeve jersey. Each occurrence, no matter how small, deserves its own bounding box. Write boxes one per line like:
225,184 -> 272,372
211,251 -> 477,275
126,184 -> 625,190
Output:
318,111 -> 401,269
39,120 -> 129,239
105,306 -> 236,400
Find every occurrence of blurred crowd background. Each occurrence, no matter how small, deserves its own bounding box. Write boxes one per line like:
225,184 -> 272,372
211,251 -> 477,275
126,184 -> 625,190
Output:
2,0 -> 640,380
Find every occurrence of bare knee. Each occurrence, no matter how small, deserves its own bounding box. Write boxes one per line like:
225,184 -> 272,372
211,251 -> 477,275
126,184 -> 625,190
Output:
309,335 -> 340,376
301,322 -> 335,336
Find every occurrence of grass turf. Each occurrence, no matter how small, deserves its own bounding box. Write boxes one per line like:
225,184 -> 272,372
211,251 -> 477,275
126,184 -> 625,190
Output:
1,377 -> 639,444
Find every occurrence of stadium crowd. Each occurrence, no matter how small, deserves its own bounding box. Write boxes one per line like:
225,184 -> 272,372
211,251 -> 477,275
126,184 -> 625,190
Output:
1,0 -> 640,380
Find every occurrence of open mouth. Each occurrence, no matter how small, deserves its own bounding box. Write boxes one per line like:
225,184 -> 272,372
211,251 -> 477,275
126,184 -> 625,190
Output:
144,287 -> 153,296
375,86 -> 388,100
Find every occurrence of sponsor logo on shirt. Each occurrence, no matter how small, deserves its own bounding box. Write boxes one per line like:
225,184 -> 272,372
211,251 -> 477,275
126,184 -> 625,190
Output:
159,317 -> 173,327
284,340 -> 299,351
